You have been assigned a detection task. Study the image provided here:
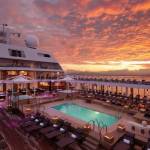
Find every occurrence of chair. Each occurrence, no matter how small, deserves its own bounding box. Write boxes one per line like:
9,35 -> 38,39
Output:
112,132 -> 135,150
55,127 -> 86,149
144,138 -> 150,150
44,125 -> 69,140
126,121 -> 150,141
144,111 -> 150,118
25,119 -> 50,133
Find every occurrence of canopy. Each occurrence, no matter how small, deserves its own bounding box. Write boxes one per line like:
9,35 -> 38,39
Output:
59,76 -> 74,82
58,89 -> 78,94
11,94 -> 34,101
8,75 -> 32,83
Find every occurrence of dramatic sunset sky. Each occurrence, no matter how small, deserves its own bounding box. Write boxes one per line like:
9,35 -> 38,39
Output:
0,0 -> 150,73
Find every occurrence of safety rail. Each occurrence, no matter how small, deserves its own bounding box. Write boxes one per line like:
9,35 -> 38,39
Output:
115,107 -> 124,119
87,120 -> 96,131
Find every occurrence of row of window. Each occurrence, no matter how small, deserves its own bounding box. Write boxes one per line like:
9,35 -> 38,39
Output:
8,49 -> 51,58
37,53 -> 51,58
0,60 -> 62,70
8,49 -> 25,58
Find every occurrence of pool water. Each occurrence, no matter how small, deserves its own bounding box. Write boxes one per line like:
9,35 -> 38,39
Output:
52,103 -> 118,127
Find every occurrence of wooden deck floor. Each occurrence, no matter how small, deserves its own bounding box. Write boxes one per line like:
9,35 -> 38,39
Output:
0,109 -> 55,150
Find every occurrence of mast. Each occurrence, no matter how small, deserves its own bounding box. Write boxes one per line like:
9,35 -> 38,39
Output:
0,24 -> 21,44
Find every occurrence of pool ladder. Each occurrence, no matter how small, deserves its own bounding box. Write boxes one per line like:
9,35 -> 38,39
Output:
87,119 -> 108,144
116,107 -> 124,119
87,120 -> 96,131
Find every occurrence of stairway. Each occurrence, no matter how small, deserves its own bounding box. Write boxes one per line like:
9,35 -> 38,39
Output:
80,134 -> 100,150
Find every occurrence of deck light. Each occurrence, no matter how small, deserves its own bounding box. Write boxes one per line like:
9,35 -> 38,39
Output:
142,120 -> 147,127
104,133 -> 114,143
83,123 -> 92,133
52,116 -> 59,123
117,123 -> 125,132
24,107 -> 32,115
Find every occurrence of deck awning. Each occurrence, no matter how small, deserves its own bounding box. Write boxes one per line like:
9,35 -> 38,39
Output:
58,76 -> 74,82
70,80 -> 150,89
7,75 -> 32,83
0,75 -> 55,84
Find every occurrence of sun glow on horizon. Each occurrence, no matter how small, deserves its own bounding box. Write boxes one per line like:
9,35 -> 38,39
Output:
62,60 -> 150,72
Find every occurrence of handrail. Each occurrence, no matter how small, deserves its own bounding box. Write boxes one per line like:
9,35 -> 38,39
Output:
94,118 -> 108,146
87,118 -> 108,146
95,119 -> 107,133
87,120 -> 95,131
116,107 -> 124,119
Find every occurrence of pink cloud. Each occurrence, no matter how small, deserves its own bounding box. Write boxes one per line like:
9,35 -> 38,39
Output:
0,0 -> 150,72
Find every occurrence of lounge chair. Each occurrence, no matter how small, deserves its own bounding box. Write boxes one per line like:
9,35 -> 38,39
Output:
56,135 -> 76,149
44,124 -> 71,140
144,138 -> 150,150
112,132 -> 135,150
0,140 -> 8,149
24,117 -> 50,133
40,125 -> 56,134
55,127 -> 86,149
0,134 -> 4,141
20,113 -> 41,125
45,128 -> 66,140
144,111 -> 150,118
21,115 -> 46,129
20,121 -> 36,129
40,120 -> 70,135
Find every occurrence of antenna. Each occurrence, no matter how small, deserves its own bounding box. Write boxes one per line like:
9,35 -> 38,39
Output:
12,32 -> 21,37
0,24 -> 21,44
2,24 -> 8,33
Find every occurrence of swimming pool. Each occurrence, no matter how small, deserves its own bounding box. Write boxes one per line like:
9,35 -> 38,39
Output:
52,103 -> 118,127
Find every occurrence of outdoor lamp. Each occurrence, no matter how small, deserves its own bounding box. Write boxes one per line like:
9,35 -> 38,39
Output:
52,116 -> 59,123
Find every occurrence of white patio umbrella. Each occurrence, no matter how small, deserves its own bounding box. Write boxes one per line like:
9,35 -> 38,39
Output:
59,76 -> 75,96
8,75 -> 32,83
7,75 -> 32,103
59,76 -> 74,82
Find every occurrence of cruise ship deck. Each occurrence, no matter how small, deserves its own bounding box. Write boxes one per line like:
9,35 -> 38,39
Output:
1,0 -> 150,148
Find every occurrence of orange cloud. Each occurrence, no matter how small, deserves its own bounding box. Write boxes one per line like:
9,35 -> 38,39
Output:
87,6 -> 124,17
79,0 -> 91,6
1,0 -> 150,73
132,0 -> 150,12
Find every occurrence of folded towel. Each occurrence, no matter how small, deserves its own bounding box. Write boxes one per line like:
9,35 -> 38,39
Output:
71,134 -> 77,139
123,139 -> 130,144
35,119 -> 39,122
31,116 -> 34,119
40,122 -> 44,126
53,124 -> 58,127
60,128 -> 65,132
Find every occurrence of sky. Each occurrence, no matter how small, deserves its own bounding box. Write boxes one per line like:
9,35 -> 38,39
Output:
0,0 -> 150,73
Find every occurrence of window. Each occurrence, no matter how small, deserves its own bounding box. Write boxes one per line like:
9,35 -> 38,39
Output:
131,126 -> 135,131
44,54 -> 50,57
51,63 -> 62,70
7,71 -> 17,75
8,49 -> 25,57
19,71 -> 27,76
141,129 -> 145,134
37,53 -> 51,58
